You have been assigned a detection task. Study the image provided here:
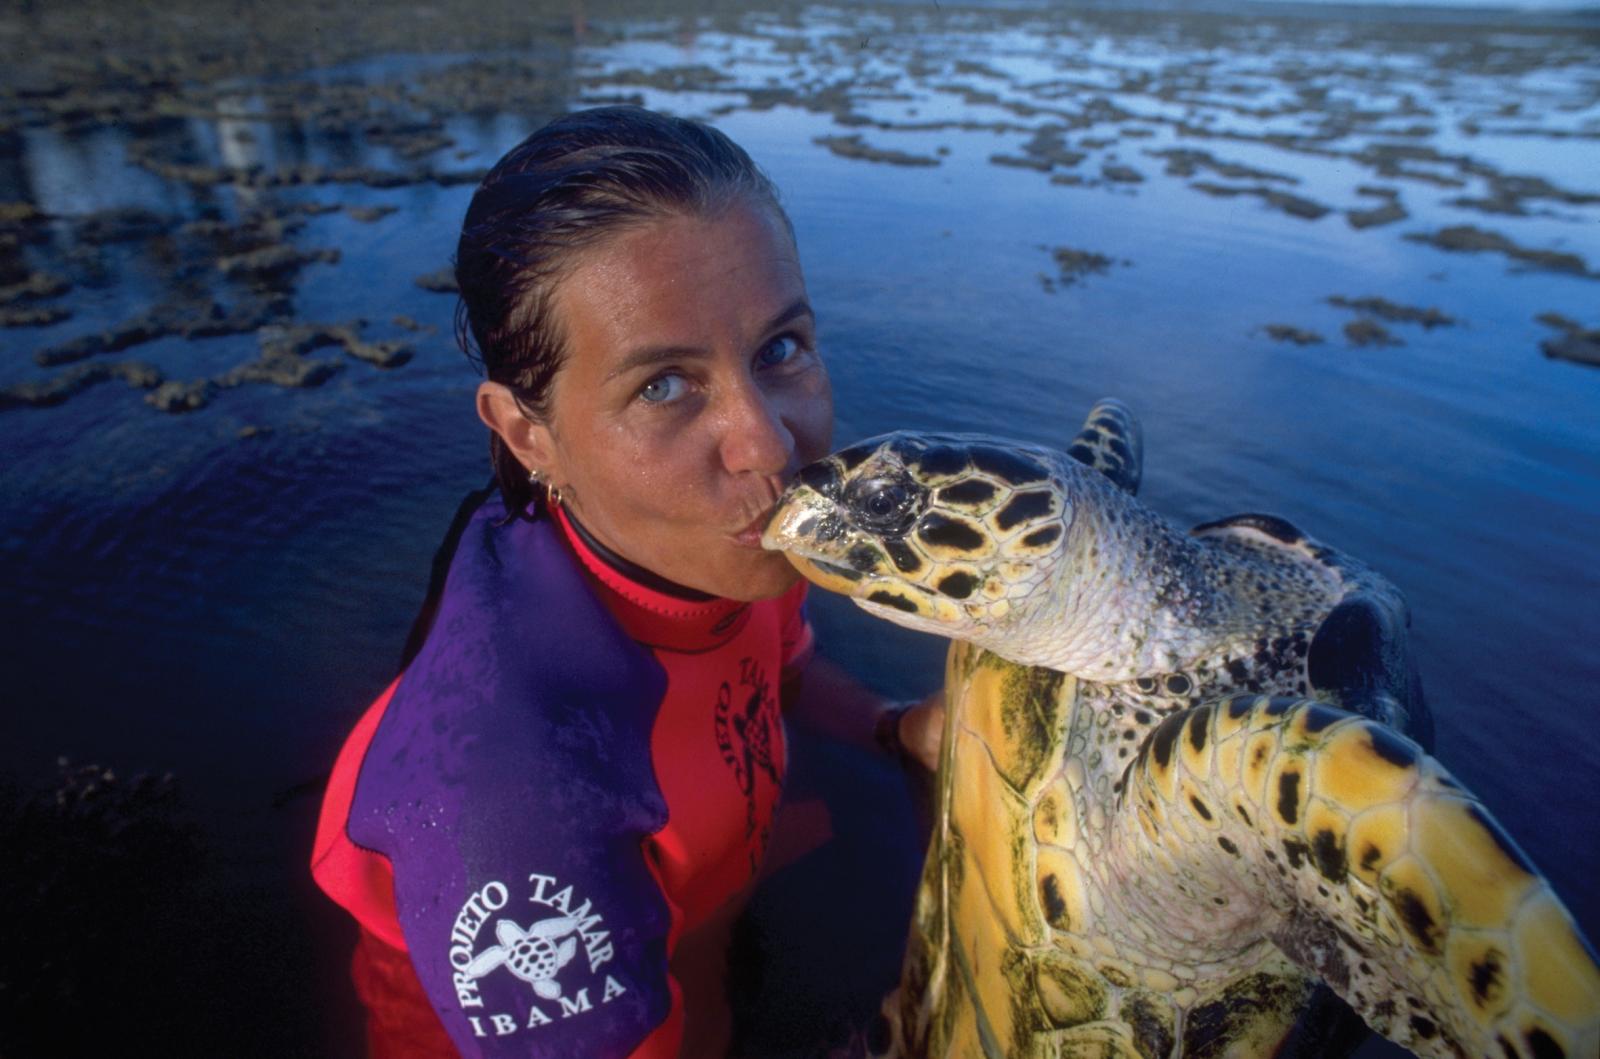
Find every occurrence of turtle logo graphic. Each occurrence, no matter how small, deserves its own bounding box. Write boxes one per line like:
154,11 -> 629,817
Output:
714,655 -> 781,854
463,914 -> 584,1000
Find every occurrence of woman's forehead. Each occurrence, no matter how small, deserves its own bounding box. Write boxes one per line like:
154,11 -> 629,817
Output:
553,202 -> 808,364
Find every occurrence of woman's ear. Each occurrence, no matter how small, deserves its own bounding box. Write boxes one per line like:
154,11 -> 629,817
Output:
477,381 -> 560,479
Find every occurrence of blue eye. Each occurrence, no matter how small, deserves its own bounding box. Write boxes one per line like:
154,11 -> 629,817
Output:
639,373 -> 688,404
758,335 -> 799,367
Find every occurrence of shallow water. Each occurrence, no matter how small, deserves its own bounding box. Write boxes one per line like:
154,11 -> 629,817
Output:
3,1 -> 1598,1054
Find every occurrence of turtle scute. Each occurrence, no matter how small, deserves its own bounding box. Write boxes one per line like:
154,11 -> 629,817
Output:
765,401 -> 1599,1059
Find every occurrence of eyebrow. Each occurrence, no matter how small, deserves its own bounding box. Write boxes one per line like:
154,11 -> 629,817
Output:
605,298 -> 814,381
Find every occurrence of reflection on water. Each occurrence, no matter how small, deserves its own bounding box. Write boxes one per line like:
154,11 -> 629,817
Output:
2,0 -> 1597,1053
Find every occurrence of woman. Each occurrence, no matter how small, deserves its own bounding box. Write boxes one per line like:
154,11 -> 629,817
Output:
312,106 -> 940,1058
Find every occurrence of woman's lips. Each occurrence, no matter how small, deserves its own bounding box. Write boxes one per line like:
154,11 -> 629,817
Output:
730,508 -> 774,548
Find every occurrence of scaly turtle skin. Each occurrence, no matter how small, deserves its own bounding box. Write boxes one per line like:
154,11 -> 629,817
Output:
763,400 -> 1600,1059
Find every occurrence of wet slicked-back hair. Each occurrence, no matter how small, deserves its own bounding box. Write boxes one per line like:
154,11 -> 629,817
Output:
455,106 -> 789,518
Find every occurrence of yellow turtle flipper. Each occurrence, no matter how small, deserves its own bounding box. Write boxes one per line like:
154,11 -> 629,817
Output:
1120,694 -> 1600,1058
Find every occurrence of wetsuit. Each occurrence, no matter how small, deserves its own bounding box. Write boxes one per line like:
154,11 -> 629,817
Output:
312,493 -> 813,1057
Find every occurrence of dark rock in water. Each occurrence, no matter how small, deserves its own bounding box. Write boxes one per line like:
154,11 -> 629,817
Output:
989,153 -> 1052,172
0,360 -> 162,410
414,266 -> 459,293
1102,163 -> 1144,184
217,244 -> 340,280
218,351 -> 342,389
343,337 -> 414,368
346,205 -> 398,223
1327,296 -> 1454,328
1346,200 -> 1407,230
1405,225 -> 1594,278
1343,319 -> 1402,347
1049,245 -> 1119,287
1151,148 -> 1295,184
144,379 -> 216,413
0,304 -> 71,327
75,206 -> 171,244
1263,324 -> 1324,346
1190,181 -> 1331,220
0,271 -> 71,306
1540,331 -> 1600,368
813,133 -> 941,168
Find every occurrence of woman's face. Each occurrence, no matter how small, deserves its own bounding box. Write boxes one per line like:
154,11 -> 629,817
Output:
506,200 -> 834,601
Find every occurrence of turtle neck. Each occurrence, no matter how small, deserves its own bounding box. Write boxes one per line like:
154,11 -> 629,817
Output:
551,504 -> 751,654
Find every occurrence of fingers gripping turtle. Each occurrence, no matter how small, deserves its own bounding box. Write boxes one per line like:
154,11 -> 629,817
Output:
763,399 -> 1599,1058
1116,694 -> 1599,1058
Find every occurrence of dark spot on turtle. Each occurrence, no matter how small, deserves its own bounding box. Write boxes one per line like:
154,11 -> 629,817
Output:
1108,437 -> 1132,463
816,515 -> 845,542
1394,889 -> 1441,953
1408,1015 -> 1436,1040
791,515 -> 819,539
882,538 -> 923,574
1066,442 -> 1095,465
1526,1028 -> 1566,1059
1122,993 -> 1174,1059
915,512 -> 986,552
1359,961 -> 1372,975
1277,770 -> 1302,825
1359,842 -> 1383,873
1282,837 -> 1308,870
886,435 -> 927,461
1020,524 -> 1062,549
1365,726 -> 1418,769
994,489 -> 1055,531
970,445 -> 1050,484
1040,873 -> 1068,927
1165,673 -> 1192,696
1218,835 -> 1238,856
1149,712 -> 1186,771
834,444 -> 876,471
1190,796 -> 1213,821
1226,659 -> 1251,684
1133,709 -> 1152,724
1373,999 -> 1395,1021
937,478 -> 998,507
1496,1035 -> 1517,1059
1187,707 -> 1210,752
1135,678 -> 1157,694
1265,698 -> 1293,718
1213,896 -> 1225,905
1264,848 -> 1277,862
1236,804 -> 1252,827
1467,804 -> 1536,875
1228,695 -> 1253,719
912,444 -> 967,478
1302,703 -> 1346,733
846,544 -> 880,573
936,571 -> 978,599
1470,951 -> 1503,1005
1312,828 -> 1347,883
796,459 -> 842,499
1122,729 -> 1137,740
1318,885 -> 1329,897
866,590 -> 920,614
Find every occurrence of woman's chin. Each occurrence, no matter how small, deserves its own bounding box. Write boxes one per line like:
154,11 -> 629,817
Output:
702,547 -> 803,602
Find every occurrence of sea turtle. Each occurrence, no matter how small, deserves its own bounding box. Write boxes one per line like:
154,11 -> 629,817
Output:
463,914 -> 584,999
762,400 -> 1600,1058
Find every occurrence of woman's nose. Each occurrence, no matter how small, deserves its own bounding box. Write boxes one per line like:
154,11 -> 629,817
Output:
720,381 -> 795,477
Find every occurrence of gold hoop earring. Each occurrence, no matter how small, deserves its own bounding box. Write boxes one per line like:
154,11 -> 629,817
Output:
547,484 -> 563,509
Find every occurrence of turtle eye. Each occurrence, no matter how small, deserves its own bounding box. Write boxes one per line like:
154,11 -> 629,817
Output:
846,476 -> 921,535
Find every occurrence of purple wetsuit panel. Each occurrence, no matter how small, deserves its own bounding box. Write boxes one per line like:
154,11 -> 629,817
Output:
347,498 -> 673,1056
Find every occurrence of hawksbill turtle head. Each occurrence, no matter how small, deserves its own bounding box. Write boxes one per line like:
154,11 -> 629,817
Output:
763,431 -> 1077,650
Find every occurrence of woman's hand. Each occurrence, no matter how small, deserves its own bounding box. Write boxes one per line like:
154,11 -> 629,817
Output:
876,691 -> 945,772
896,691 -> 945,771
